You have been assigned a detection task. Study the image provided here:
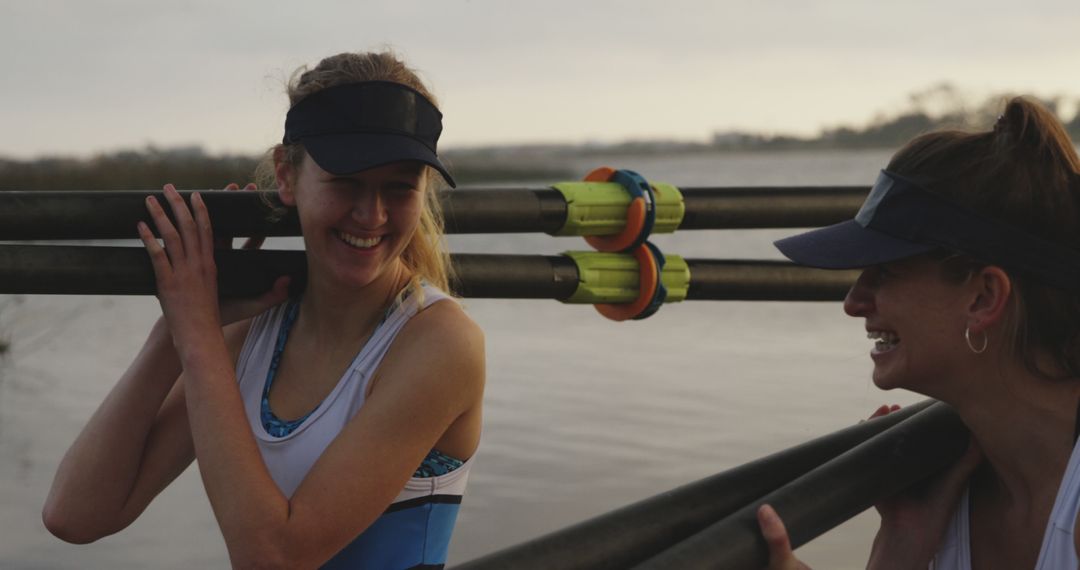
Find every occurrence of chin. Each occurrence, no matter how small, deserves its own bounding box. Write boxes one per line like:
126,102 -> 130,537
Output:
871,370 -> 935,397
871,377 -> 896,391
870,371 -> 907,392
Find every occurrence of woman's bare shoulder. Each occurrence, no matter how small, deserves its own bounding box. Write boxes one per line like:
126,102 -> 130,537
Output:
411,298 -> 483,345
379,298 -> 485,393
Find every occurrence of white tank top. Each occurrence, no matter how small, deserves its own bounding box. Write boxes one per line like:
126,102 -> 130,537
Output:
931,438 -> 1080,569
234,284 -> 471,498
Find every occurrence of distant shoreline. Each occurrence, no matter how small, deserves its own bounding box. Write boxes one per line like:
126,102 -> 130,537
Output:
4,85 -> 1079,189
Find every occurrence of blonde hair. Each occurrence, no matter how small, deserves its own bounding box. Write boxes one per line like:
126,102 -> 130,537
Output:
256,51 -> 453,294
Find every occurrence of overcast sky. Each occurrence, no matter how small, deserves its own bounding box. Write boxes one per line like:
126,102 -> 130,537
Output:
4,0 -> 1080,158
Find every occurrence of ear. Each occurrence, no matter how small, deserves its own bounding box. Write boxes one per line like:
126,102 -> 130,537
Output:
274,147 -> 297,207
966,266 -> 1013,333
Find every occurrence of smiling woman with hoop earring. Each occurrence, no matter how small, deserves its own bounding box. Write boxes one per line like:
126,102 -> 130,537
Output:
761,97 -> 1080,569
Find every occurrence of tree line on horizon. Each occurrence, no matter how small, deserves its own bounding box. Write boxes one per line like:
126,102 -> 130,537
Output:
3,84 -> 1079,191
709,84 -> 1080,151
0,146 -> 576,191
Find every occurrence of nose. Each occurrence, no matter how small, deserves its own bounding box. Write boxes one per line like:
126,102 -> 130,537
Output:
351,189 -> 388,227
843,268 -> 877,317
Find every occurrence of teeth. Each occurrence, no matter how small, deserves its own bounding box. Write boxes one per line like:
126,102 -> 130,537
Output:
338,231 -> 381,249
867,331 -> 900,346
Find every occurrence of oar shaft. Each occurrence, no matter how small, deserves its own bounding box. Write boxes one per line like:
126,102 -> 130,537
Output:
633,403 -> 968,570
0,246 -> 305,297
443,188 -> 568,234
677,187 -> 866,230
686,260 -> 856,301
0,186 -> 867,239
451,253 -> 579,299
453,401 -> 934,570
0,245 -> 855,300
0,191 -> 300,240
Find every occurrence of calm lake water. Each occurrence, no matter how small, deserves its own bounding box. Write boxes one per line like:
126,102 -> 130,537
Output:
0,148 -> 926,569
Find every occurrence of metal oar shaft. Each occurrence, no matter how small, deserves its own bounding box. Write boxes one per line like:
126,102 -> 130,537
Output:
676,187 -> 866,229
454,256 -> 857,301
0,186 -> 868,239
446,187 -> 869,232
0,191 -> 300,240
0,246 -> 305,297
453,401 -> 934,570
685,260 -> 856,301
0,245 -> 856,300
634,402 -> 968,570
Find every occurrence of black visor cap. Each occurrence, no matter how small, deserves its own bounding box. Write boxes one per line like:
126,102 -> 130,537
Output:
284,81 -> 456,187
774,170 -> 1080,291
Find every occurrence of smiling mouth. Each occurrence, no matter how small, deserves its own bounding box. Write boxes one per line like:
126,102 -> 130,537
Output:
337,231 -> 382,249
867,330 -> 900,353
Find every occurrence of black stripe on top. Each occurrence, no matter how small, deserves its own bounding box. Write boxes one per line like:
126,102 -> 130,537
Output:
384,494 -> 463,514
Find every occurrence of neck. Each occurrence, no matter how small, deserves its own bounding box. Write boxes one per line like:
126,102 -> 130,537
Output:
947,357 -> 1080,510
295,262 -> 412,347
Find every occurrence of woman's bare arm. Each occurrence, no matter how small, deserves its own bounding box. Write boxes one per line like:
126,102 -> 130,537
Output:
185,301 -> 484,568
42,317 -> 193,542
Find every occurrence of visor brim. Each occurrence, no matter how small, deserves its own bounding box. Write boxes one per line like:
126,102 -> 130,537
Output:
301,132 -> 456,187
774,220 -> 935,269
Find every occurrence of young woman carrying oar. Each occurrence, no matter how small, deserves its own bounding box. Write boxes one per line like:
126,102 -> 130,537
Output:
43,50 -> 485,569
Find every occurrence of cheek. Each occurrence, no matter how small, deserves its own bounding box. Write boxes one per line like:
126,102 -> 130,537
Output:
297,191 -> 347,219
391,194 -> 424,225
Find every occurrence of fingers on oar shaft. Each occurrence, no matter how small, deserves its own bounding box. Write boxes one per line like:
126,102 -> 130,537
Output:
220,182 -> 265,251
757,504 -> 805,570
163,185 -> 200,253
136,220 -> 172,279
145,194 -> 185,262
191,192 -> 215,261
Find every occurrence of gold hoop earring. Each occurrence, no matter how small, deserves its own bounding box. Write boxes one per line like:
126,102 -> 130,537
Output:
965,327 -> 988,354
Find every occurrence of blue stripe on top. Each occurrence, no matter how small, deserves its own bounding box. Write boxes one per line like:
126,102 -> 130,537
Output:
322,498 -> 462,569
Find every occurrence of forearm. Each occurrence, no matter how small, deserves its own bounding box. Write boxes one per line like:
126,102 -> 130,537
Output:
179,336 -> 295,565
44,317 -> 185,540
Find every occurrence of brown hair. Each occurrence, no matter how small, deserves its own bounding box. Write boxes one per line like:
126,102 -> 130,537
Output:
256,50 -> 453,294
887,97 -> 1080,378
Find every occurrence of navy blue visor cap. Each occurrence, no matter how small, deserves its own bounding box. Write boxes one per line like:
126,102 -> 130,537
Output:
283,81 -> 456,187
774,170 -> 1080,291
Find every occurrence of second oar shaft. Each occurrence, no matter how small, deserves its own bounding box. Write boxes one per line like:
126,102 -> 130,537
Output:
634,403 -> 968,570
0,245 -> 857,300
455,401 -> 934,570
